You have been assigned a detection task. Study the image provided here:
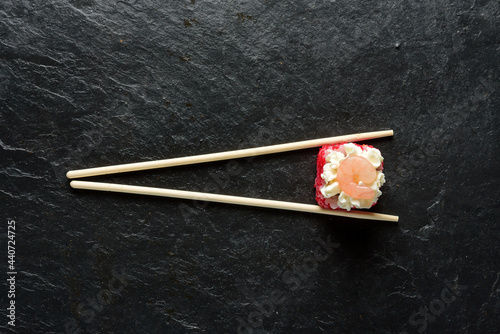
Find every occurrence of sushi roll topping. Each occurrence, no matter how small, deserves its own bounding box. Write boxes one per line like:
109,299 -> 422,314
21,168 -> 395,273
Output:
337,156 -> 377,199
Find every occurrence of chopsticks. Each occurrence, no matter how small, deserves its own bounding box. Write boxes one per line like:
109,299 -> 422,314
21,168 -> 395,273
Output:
66,130 -> 393,179
67,130 -> 398,222
70,181 -> 399,222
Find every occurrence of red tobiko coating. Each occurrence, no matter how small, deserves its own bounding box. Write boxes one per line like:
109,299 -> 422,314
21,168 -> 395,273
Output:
314,143 -> 383,210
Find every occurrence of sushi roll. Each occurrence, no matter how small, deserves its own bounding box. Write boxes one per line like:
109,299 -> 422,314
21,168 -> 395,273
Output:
315,143 -> 385,211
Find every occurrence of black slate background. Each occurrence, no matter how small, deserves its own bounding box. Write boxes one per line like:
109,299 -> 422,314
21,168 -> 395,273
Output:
1,0 -> 499,333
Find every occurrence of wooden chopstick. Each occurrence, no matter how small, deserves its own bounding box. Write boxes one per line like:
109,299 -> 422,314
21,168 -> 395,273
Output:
66,130 -> 393,179
70,181 -> 399,222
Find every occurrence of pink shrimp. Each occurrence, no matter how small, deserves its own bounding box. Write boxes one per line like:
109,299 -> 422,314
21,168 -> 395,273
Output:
337,156 -> 377,199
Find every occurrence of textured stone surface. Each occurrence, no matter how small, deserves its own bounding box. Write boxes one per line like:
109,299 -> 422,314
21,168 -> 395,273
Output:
1,0 -> 499,333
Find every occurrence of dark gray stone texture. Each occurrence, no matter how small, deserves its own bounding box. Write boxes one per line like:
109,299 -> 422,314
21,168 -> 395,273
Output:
1,0 -> 499,333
